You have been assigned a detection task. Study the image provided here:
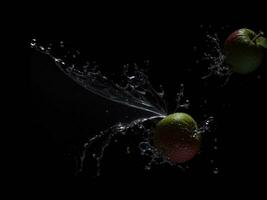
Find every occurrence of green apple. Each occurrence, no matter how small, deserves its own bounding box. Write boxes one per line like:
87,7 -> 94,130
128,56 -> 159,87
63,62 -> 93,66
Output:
224,28 -> 267,74
153,113 -> 201,164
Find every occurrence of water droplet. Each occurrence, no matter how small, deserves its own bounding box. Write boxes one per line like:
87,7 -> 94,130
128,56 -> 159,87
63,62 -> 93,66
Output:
201,33 -> 231,83
213,146 -> 218,150
144,60 -> 150,66
213,168 -> 219,174
60,41 -> 64,48
145,165 -> 151,170
128,76 -> 135,80
126,146 -> 130,154
30,39 -> 36,47
54,58 -> 61,63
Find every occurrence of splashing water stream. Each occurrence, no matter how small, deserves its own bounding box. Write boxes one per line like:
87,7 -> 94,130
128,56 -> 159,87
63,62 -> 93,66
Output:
31,39 -> 167,117
30,38 -> 219,176
201,33 -> 233,84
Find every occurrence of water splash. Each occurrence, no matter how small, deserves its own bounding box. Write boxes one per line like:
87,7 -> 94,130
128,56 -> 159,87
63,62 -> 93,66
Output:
174,83 -> 190,112
30,38 -> 219,176
196,116 -> 215,135
77,115 -> 215,176
30,39 -> 167,117
201,34 -> 233,83
76,116 -> 164,176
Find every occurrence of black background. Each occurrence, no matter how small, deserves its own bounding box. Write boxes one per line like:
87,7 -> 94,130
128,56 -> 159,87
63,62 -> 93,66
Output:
26,8 -> 267,190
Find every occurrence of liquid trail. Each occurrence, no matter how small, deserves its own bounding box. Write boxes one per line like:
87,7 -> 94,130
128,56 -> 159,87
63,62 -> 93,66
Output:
30,39 -> 167,117
30,38 -> 219,176
77,115 -> 215,176
199,33 -> 233,85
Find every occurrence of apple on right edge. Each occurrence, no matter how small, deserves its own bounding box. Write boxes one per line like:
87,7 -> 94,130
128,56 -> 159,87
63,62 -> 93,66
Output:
224,28 -> 267,74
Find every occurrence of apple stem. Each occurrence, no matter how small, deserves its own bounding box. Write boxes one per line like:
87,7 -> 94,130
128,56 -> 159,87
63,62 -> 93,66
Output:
252,31 -> 264,42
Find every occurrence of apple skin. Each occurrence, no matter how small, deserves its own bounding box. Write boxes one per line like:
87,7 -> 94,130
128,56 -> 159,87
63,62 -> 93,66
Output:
153,113 -> 201,164
224,28 -> 264,74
